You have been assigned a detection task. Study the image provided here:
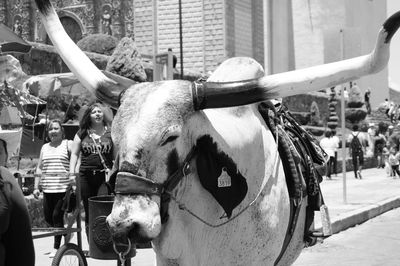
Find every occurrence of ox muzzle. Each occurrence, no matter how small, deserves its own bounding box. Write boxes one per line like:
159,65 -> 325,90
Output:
113,147 -> 196,223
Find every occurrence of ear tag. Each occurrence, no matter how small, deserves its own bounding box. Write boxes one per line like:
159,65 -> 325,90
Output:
217,167 -> 231,188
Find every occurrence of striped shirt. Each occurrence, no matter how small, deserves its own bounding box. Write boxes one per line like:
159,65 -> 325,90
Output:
40,140 -> 70,193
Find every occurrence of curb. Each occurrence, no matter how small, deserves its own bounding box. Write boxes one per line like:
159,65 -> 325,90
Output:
316,196 -> 400,235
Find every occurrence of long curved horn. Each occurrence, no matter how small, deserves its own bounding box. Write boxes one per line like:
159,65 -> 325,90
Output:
193,11 -> 400,110
34,0 -> 131,109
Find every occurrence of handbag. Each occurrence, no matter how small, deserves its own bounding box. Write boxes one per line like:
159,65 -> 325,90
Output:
62,185 -> 76,213
89,133 -> 113,195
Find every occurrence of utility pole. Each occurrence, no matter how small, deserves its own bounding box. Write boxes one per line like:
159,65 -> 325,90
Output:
153,0 -> 159,81
178,0 -> 184,79
340,28 -> 347,204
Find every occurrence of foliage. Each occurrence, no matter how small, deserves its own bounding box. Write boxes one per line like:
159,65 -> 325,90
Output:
345,109 -> 367,124
45,94 -> 93,123
77,34 -> 118,55
106,37 -> 147,82
8,157 -> 38,172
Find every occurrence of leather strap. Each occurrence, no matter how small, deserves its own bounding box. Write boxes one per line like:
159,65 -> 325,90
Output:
115,173 -> 164,195
115,147 -> 196,196
273,198 -> 303,266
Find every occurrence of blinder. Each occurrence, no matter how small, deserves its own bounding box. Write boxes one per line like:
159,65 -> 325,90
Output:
114,147 -> 197,223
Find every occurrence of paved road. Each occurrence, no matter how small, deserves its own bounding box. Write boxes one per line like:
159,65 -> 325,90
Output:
34,232 -> 155,266
293,207 -> 400,266
34,167 -> 400,266
35,207 -> 400,266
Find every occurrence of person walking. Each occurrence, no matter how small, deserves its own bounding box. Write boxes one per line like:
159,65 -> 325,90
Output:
382,144 -> 392,177
367,123 -> 376,157
0,133 -> 35,266
364,88 -> 371,114
34,120 -> 73,257
331,130 -> 340,176
69,103 -> 114,241
348,124 -> 364,179
388,102 -> 397,123
320,130 -> 338,179
388,147 -> 400,178
374,129 -> 387,168
343,87 -> 349,102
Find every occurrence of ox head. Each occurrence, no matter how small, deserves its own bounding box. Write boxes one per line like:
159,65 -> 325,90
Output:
35,0 -> 400,253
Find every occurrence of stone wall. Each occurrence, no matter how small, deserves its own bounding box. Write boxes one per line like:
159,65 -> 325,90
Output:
11,41 -> 201,87
203,0 -> 225,73
283,92 -> 337,126
12,42 -> 109,76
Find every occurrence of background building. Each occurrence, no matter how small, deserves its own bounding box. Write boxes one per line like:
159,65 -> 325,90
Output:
0,0 -> 134,42
0,0 -> 390,107
292,0 -> 388,108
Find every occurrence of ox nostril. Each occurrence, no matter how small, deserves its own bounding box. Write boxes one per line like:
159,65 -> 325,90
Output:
111,231 -> 130,247
107,216 -> 138,242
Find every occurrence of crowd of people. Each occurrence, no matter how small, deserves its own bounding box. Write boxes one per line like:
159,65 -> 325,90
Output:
382,99 -> 400,124
320,122 -> 400,180
0,102 -> 115,263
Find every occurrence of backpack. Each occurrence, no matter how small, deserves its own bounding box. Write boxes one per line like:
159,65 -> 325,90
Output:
350,133 -> 363,154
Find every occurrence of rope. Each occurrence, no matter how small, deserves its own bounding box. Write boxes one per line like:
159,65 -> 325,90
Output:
32,102 -> 39,141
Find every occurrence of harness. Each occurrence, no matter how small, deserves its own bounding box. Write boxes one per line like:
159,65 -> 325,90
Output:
115,124 -> 281,227
115,147 -> 197,223
258,101 -> 329,264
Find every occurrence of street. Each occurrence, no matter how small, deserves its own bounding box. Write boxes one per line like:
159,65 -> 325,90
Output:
34,207 -> 400,266
33,166 -> 400,265
293,207 -> 400,266
33,233 -> 156,266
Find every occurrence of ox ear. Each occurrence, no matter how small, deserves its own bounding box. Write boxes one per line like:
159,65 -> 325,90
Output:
196,135 -> 248,218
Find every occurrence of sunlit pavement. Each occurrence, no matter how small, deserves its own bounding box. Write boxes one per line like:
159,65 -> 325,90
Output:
34,167 -> 400,265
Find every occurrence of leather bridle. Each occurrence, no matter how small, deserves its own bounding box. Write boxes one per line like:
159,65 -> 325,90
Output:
114,147 -> 197,223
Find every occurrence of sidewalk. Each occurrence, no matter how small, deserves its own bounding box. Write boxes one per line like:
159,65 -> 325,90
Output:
33,167 -> 400,265
313,167 -> 400,234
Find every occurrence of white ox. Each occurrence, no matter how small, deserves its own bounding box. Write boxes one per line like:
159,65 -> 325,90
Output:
34,0 -> 400,264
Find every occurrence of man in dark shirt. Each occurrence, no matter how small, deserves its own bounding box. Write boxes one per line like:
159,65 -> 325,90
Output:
0,138 -> 35,266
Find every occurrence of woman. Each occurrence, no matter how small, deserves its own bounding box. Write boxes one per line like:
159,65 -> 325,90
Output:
34,120 -> 72,257
69,103 -> 114,240
0,134 -> 35,266
319,130 -> 337,179
374,129 -> 387,169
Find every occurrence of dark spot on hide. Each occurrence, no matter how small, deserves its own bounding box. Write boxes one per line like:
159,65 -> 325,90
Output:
196,135 -> 248,218
167,149 -> 179,177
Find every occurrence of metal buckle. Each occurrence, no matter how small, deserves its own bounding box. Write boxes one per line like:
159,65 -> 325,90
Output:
182,162 -> 190,177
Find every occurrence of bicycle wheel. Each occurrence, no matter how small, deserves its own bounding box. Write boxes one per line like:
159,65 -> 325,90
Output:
51,243 -> 88,266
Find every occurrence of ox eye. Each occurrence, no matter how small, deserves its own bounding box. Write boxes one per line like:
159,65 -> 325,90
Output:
161,135 -> 178,146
